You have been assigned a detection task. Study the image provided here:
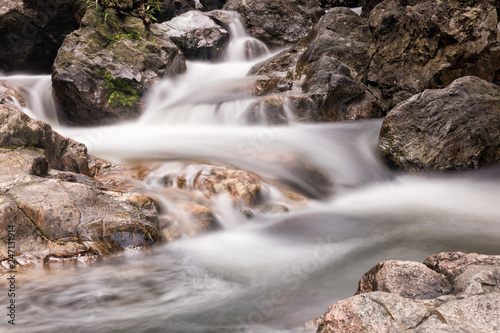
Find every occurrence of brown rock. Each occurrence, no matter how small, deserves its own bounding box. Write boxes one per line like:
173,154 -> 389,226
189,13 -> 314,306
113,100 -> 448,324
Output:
0,104 -> 90,175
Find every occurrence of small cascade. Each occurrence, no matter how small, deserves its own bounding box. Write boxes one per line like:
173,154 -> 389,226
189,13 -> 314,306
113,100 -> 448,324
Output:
224,11 -> 270,62
0,75 -> 58,125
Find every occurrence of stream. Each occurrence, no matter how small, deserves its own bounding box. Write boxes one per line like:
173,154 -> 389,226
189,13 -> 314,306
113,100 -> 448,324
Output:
2,10 -> 500,333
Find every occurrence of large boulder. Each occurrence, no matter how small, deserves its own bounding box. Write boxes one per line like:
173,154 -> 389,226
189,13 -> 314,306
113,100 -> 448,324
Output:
0,104 -> 163,268
156,10 -> 229,60
52,8 -> 186,126
379,76 -> 500,172
367,0 -> 500,111
250,8 -> 381,122
0,0 -> 83,73
317,252 -> 500,333
236,0 -> 325,46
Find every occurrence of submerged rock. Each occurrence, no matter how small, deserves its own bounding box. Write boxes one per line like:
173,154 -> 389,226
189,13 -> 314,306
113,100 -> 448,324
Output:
0,0 -> 83,73
156,10 -> 229,60
367,0 -> 500,111
317,252 -> 500,333
52,7 -> 186,126
245,95 -> 318,125
379,76 -> 500,171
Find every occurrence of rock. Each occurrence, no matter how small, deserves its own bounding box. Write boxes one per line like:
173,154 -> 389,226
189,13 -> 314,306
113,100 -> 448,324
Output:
317,292 -> 433,333
367,0 -> 500,111
424,252 -> 500,280
52,7 -> 186,126
0,104 -> 90,174
0,108 -> 164,268
245,95 -> 318,124
0,0 -> 83,73
146,161 -> 266,207
317,252 -> 500,332
379,76 -> 500,171
360,0 -> 382,17
0,82 -> 26,106
237,0 -> 325,46
321,0 -> 362,8
356,260 -> 450,300
156,10 -> 229,60
250,8 -> 381,122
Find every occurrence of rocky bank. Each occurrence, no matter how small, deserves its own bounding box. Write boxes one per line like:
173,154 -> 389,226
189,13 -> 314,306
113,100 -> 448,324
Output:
316,252 -> 500,332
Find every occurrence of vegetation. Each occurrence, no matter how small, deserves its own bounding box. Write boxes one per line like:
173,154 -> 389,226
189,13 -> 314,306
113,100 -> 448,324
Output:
102,71 -> 140,108
81,0 -> 163,23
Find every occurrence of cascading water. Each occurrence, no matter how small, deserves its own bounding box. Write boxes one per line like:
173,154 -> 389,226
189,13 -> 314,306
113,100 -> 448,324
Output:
2,9 -> 500,333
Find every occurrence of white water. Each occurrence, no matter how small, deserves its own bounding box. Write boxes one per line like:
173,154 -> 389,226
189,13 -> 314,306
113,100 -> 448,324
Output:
2,10 -> 500,333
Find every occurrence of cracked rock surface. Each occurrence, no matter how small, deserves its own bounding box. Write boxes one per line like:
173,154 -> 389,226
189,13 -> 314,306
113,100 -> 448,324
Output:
0,104 -> 162,269
316,252 -> 500,332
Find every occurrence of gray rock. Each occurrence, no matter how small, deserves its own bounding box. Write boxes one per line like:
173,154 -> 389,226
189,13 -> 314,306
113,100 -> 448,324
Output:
156,10 -> 229,60
237,0 -> 325,46
250,8 -> 380,122
52,8 -> 186,126
379,76 -> 500,171
0,0 -> 83,73
367,0 -> 500,111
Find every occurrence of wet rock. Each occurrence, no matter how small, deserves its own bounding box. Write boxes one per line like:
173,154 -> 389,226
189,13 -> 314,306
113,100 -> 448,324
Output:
146,162 -> 266,207
237,0 -> 325,46
245,95 -> 318,125
379,76 -> 500,172
367,0 -> 500,111
0,106 -> 163,268
356,260 -> 450,300
0,0 -> 83,73
0,149 -> 163,267
156,10 -> 229,60
317,252 -> 500,333
52,7 -> 186,126
250,8 -> 380,122
0,82 -> 26,106
0,104 -> 89,174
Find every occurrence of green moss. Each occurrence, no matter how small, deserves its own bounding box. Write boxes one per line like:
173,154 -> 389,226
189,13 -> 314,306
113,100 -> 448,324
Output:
102,71 -> 140,108
109,30 -> 141,44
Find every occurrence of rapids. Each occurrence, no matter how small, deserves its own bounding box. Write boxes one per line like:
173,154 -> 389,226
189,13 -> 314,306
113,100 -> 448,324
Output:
1,9 -> 499,333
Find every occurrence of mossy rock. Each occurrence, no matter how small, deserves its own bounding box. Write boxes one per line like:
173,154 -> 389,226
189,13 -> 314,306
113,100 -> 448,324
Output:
52,7 -> 186,126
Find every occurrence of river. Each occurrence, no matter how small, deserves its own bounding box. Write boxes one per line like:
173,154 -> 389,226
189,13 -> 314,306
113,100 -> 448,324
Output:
2,10 -> 500,333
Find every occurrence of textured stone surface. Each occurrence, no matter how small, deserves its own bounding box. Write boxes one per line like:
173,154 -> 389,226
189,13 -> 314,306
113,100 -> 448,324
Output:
0,0 -> 83,73
379,76 -> 500,171
356,260 -> 450,300
0,104 -> 89,174
317,252 -> 500,333
52,8 -> 186,126
249,8 -> 380,122
156,10 -> 229,60
367,0 -> 500,111
0,105 -> 163,268
237,0 -> 325,46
